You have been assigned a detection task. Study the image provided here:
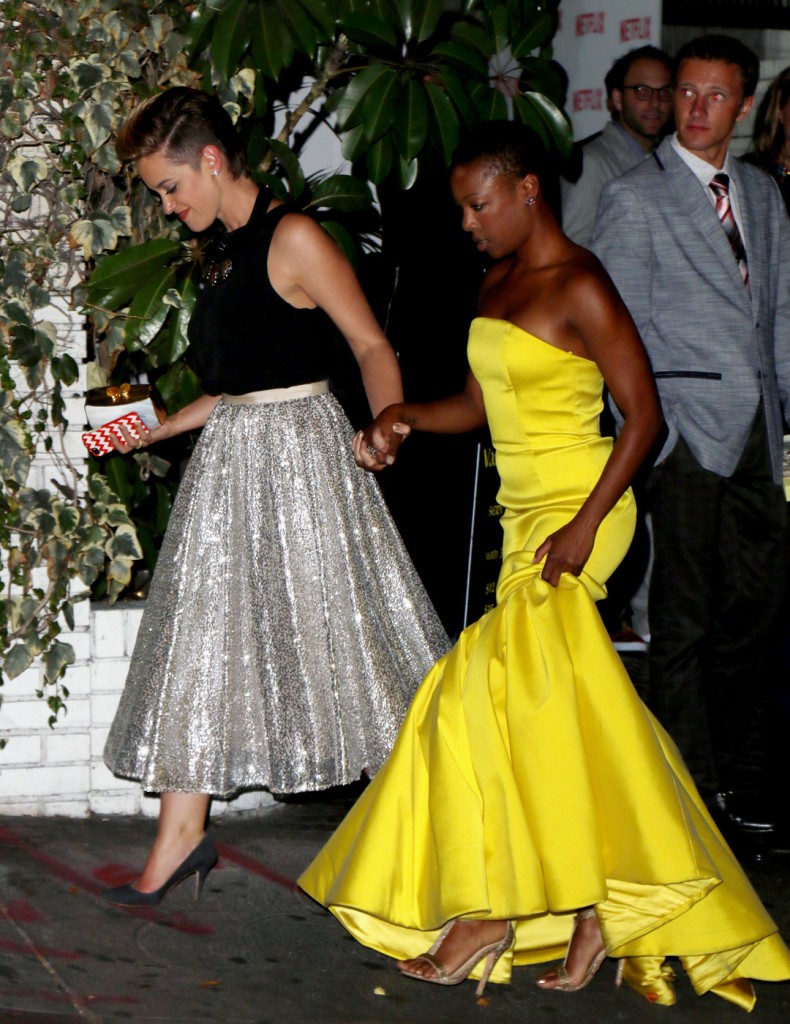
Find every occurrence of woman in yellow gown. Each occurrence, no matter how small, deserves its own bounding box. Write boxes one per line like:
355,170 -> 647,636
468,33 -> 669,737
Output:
298,122 -> 790,1009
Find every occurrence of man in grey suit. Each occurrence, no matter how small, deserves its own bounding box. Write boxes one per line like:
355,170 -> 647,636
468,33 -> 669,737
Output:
562,45 -> 673,246
594,35 -> 790,815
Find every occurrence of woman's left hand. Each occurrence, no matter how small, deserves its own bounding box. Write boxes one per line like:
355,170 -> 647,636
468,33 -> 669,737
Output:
533,519 -> 596,587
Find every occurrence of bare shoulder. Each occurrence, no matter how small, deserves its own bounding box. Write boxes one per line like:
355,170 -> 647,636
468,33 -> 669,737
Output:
556,247 -> 621,315
270,209 -> 331,252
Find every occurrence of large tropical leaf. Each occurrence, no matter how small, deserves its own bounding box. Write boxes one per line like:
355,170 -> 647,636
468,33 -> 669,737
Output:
515,92 -> 573,158
211,0 -> 252,81
279,0 -> 319,54
470,82 -> 508,122
451,20 -> 492,56
366,134 -> 393,184
396,153 -> 419,190
334,62 -> 390,132
439,67 -> 479,130
338,12 -> 398,50
432,41 -> 488,81
250,1 -> 285,81
125,266 -> 176,349
297,0 -> 337,38
86,239 -> 183,309
265,138 -> 306,199
392,78 -> 428,162
360,68 -> 401,143
307,175 -> 372,212
425,81 -> 460,165
510,13 -> 556,60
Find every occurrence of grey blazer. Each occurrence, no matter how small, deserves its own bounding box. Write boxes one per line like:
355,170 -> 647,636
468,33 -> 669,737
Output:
562,122 -> 645,247
593,135 -> 790,484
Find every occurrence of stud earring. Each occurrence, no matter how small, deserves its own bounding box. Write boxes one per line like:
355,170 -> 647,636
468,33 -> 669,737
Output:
525,196 -> 536,207
212,169 -> 219,177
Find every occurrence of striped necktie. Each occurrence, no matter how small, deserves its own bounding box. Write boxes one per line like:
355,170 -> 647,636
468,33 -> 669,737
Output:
709,173 -> 749,286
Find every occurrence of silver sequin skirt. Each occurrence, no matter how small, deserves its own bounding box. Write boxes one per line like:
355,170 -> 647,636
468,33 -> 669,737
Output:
103,386 -> 450,797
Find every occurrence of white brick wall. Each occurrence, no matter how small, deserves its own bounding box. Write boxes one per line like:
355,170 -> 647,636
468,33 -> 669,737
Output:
1,601 -> 277,818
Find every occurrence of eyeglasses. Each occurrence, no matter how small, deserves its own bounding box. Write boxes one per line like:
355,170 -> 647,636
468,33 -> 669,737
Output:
624,84 -> 673,103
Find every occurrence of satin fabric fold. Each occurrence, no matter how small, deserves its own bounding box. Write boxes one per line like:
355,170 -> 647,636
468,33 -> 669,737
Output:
299,320 -> 790,1006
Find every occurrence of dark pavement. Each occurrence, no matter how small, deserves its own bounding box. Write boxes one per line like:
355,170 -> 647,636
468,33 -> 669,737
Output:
1,790 -> 789,1024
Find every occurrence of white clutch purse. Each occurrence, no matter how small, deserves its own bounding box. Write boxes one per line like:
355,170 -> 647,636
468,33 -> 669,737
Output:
84,383 -> 167,430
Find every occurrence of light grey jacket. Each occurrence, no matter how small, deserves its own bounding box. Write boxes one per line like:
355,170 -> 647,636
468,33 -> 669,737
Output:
562,122 -> 645,246
593,135 -> 790,484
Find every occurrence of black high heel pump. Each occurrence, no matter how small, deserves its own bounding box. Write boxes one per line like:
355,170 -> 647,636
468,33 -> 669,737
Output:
100,834 -> 218,907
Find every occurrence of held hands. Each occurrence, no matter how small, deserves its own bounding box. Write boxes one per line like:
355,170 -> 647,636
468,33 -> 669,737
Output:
532,517 -> 597,587
353,405 -> 411,471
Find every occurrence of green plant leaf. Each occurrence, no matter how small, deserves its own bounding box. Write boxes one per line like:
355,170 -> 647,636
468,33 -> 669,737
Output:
338,12 -> 398,49
361,68 -> 400,143
320,220 -> 357,264
279,0 -> 319,54
515,92 -> 573,158
297,0 -> 337,38
412,0 -> 443,43
68,214 -> 120,260
307,175 -> 372,212
510,13 -> 556,60
439,68 -> 478,129
5,153 -> 48,193
212,0 -> 252,81
106,523 -> 144,561
86,239 -> 183,308
432,41 -> 488,80
251,1 -> 285,80
186,3 -> 219,60
265,138 -> 306,200
339,122 -> 368,163
125,266 -> 176,350
161,275 -> 198,368
68,59 -> 106,93
451,21 -> 492,56
491,3 -> 509,55
155,361 -> 203,412
4,643 -> 33,679
396,153 -> 419,190
424,81 -> 460,166
335,62 -> 390,132
470,82 -> 508,121
392,78 -> 428,161
366,134 -> 393,183
43,641 -> 74,684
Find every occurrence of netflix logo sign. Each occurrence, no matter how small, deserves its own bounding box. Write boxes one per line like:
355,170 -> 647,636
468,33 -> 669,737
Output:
576,12 -> 605,36
573,88 -> 604,112
620,17 -> 651,42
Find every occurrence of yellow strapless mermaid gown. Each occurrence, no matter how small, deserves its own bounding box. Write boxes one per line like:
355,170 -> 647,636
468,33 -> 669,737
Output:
299,319 -> 790,1008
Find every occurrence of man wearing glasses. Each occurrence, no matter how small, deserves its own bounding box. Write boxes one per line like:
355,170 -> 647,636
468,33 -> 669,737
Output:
562,45 -> 673,246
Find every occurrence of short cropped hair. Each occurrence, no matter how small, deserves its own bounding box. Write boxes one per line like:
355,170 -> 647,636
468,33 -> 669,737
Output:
116,87 -> 249,178
604,45 -> 672,99
672,35 -> 759,99
450,120 -> 554,187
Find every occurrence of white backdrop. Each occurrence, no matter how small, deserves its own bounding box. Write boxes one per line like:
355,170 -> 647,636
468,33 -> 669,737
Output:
553,0 -> 663,143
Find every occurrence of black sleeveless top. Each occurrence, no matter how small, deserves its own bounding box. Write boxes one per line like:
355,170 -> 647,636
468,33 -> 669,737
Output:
188,192 -> 332,395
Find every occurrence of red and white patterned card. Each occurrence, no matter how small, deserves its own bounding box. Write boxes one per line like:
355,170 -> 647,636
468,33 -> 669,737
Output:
82,411 -> 145,457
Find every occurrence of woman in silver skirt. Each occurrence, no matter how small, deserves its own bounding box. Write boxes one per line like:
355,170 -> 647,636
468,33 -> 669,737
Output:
100,88 -> 449,906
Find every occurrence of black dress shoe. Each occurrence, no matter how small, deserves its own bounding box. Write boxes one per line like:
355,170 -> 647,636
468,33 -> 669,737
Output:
100,834 -> 218,907
710,790 -> 775,833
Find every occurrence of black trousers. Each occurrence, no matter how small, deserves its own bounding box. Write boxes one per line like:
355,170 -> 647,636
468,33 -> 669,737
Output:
646,409 -> 788,796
